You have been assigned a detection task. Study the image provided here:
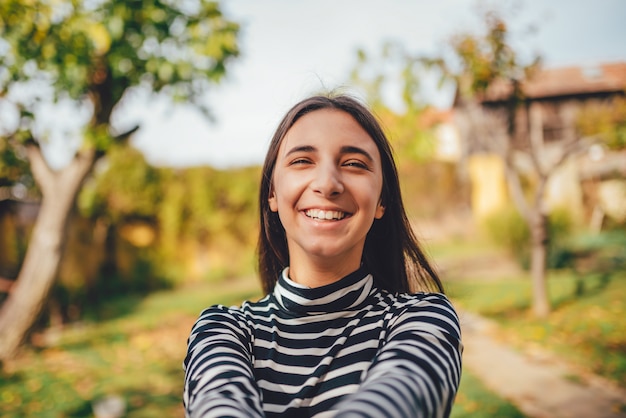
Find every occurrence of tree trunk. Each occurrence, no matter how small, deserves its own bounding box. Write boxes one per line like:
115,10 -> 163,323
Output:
0,145 -> 95,362
530,211 -> 550,318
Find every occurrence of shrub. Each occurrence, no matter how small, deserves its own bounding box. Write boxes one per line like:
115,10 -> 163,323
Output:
482,206 -> 530,267
482,206 -> 574,269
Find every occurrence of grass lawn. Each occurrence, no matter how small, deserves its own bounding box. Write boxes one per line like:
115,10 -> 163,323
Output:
0,276 -> 261,418
452,371 -> 525,418
444,255 -> 626,388
0,274 -> 524,417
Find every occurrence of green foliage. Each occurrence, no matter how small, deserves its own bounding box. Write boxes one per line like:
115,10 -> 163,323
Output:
482,206 -> 530,265
0,0 -> 242,315
0,278 -> 262,417
157,172 -> 185,260
451,12 -> 516,95
482,206 -> 573,269
155,165 -> 260,250
555,229 -> 626,281
351,42 -> 431,112
0,137 -> 33,194
442,7 -> 541,101
388,112 -> 438,163
544,208 -> 575,269
0,1 -> 242,359
442,233 -> 626,387
0,0 -> 240,146
26,155 -> 260,326
79,144 -> 162,221
0,0 -> 239,100
399,161 -> 468,218
576,96 -> 626,150
350,44 -> 442,163
452,371 -> 525,418
75,160 -> 260,295
448,269 -> 626,386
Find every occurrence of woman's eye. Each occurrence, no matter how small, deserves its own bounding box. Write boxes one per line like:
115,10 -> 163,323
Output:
343,160 -> 369,170
290,158 -> 311,165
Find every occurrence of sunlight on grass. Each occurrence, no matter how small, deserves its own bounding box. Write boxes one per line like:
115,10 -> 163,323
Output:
0,274 -> 526,417
448,270 -> 626,386
0,276 -> 262,418
425,235 -> 499,261
2,232 -> 622,416
452,370 -> 525,418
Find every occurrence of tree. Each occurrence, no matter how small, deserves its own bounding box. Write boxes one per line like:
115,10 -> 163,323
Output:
576,96 -> 626,182
0,0 -> 239,361
431,9 -> 592,317
349,44 -> 471,219
349,43 -> 439,164
352,5 -> 598,317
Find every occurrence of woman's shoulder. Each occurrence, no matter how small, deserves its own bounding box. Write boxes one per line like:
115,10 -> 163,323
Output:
196,294 -> 273,320
383,290 -> 455,310
380,291 -> 461,333
409,291 -> 455,308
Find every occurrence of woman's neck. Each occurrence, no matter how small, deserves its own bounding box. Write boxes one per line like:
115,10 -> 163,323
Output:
287,257 -> 361,288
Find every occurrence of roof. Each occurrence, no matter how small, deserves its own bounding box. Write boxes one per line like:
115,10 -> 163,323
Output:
478,62 -> 626,103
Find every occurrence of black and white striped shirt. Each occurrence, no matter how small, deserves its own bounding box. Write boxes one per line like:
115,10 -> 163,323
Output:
184,267 -> 462,418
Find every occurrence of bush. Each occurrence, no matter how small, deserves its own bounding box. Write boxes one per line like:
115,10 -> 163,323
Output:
556,229 -> 626,279
482,206 -> 574,269
482,206 -> 530,267
546,207 -> 575,269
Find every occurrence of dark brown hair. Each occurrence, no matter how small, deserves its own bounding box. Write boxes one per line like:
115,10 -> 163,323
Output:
257,93 -> 443,295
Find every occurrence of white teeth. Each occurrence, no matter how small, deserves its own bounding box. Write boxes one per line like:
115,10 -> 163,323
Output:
305,209 -> 346,220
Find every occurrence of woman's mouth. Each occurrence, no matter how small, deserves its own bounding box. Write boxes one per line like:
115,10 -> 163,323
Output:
304,209 -> 347,220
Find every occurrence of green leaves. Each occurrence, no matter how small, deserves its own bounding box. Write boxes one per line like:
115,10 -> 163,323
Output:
446,9 -> 540,100
1,0 -> 240,149
576,97 -> 626,150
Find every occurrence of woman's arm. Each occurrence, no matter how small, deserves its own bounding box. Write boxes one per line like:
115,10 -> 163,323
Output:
334,294 -> 462,418
183,306 -> 265,418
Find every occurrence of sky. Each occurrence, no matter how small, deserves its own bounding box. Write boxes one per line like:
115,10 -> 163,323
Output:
44,0 -> 626,169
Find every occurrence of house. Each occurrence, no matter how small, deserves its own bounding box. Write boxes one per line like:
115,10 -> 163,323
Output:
452,61 -> 626,225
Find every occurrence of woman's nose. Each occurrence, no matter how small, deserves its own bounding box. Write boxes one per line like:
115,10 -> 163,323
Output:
311,164 -> 344,197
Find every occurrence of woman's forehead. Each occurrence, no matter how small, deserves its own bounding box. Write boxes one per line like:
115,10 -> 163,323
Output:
279,109 -> 380,156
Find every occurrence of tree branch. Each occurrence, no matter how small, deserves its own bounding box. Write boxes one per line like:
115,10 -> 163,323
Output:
24,140 -> 55,196
114,125 -> 140,142
504,153 -> 531,222
63,147 -> 98,192
527,102 -> 546,177
543,136 -> 595,179
579,150 -> 626,181
94,125 -> 140,159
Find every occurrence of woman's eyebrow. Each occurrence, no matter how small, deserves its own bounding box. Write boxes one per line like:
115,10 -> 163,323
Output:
285,145 -> 316,156
284,144 -> 374,162
340,145 -> 374,162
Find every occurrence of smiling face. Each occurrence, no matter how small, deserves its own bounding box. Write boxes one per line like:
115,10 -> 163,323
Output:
268,109 -> 385,286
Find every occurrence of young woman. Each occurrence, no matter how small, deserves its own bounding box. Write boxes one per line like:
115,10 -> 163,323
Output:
184,94 -> 462,418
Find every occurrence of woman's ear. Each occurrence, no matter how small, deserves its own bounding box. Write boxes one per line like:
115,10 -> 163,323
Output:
375,203 -> 385,219
268,189 -> 278,212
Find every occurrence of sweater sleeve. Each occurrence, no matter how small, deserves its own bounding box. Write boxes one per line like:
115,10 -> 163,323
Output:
183,305 -> 265,418
334,294 -> 463,418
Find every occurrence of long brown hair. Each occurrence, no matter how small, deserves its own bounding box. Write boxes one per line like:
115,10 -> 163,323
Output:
257,94 -> 443,295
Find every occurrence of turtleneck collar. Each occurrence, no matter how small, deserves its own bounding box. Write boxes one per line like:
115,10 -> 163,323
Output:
273,267 -> 374,315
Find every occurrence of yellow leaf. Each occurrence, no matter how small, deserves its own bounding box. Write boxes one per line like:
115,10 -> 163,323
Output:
85,22 -> 111,56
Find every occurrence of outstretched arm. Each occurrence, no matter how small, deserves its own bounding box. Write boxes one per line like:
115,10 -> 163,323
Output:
334,294 -> 462,418
184,306 -> 265,418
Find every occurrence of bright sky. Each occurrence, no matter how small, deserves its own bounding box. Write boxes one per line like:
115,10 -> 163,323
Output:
46,0 -> 626,169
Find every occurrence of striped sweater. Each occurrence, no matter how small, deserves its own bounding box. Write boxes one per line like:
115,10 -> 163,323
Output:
183,267 -> 462,418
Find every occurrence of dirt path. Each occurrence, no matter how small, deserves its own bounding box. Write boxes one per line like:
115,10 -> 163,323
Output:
460,310 -> 626,418
417,218 -> 626,416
